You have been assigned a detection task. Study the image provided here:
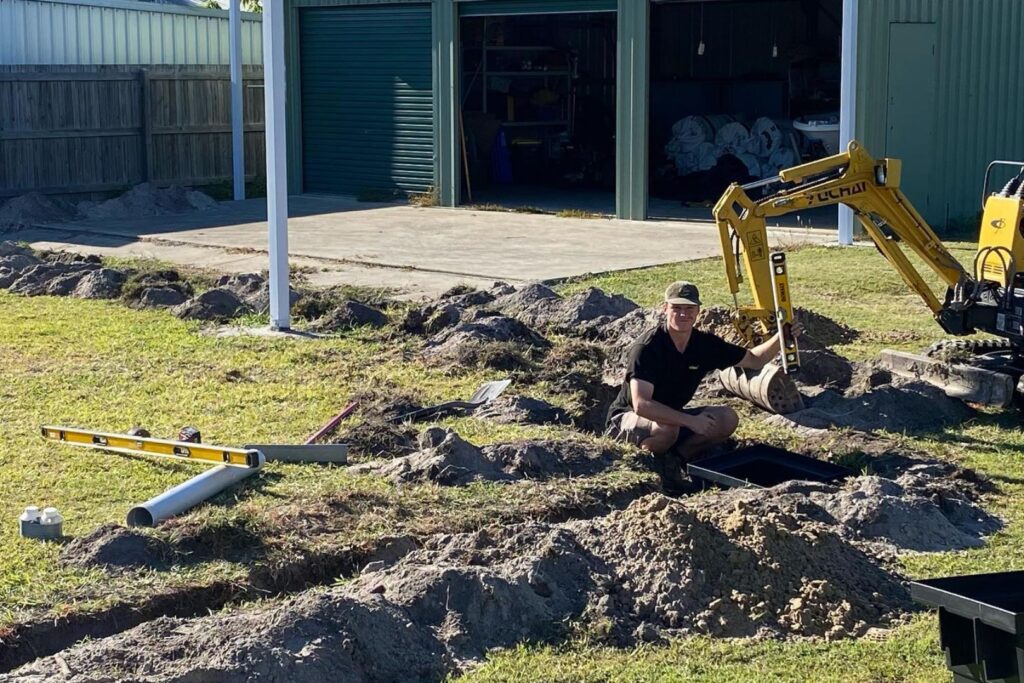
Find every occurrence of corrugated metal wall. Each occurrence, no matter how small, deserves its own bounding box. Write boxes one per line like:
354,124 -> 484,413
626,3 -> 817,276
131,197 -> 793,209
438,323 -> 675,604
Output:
857,0 -> 1024,229
0,0 -> 263,65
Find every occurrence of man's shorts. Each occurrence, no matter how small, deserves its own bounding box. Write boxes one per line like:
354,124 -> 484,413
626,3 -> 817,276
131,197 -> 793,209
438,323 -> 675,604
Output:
606,409 -> 700,446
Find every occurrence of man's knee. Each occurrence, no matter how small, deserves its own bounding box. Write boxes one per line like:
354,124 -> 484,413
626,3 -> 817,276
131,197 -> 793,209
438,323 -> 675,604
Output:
641,423 -> 679,454
714,406 -> 739,439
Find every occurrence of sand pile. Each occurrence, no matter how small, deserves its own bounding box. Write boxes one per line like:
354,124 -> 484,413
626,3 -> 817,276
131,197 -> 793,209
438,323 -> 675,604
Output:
349,428 -> 620,485
78,183 -> 218,219
767,370 -> 974,433
8,493 -> 914,682
686,467 -> 1000,554
490,284 -> 639,336
0,192 -> 77,229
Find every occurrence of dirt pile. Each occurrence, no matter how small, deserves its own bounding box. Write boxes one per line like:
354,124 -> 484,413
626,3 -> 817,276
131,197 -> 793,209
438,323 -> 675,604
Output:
59,524 -> 171,571
78,183 -> 218,219
767,371 -> 974,433
349,428 -> 621,485
0,193 -> 77,230
307,300 -> 389,332
686,467 -> 1000,554
9,494 -> 914,682
174,288 -> 251,321
422,312 -> 549,370
473,395 -> 569,425
490,284 -> 639,336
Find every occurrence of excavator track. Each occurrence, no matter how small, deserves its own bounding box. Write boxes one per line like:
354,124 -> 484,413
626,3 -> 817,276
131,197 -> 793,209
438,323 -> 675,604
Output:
925,338 -> 1015,360
718,365 -> 805,415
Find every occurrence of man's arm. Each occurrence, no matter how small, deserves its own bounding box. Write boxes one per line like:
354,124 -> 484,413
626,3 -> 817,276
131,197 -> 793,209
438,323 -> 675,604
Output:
630,379 -> 717,436
735,322 -> 803,370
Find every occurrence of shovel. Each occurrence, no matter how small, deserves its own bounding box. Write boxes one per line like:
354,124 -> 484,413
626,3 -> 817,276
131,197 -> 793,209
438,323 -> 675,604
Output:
390,379 -> 512,423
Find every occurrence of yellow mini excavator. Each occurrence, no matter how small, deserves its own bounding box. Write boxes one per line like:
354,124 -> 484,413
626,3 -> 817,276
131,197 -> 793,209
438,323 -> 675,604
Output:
712,140 -> 1024,413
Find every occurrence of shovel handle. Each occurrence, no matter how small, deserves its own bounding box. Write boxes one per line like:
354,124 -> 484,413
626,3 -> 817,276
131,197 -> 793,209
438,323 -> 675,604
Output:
305,402 -> 358,444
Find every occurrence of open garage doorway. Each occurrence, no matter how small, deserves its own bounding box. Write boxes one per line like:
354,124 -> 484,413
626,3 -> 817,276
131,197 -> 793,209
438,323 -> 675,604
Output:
458,9 -> 617,214
648,0 -> 842,228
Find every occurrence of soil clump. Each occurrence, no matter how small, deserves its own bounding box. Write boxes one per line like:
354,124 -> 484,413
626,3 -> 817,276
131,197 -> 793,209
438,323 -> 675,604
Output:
349,428 -> 621,485
473,395 -> 569,426
59,524 -> 171,571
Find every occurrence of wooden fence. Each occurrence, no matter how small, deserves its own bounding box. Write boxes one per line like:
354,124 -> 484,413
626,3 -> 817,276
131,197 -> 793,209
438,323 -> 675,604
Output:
0,65 -> 266,198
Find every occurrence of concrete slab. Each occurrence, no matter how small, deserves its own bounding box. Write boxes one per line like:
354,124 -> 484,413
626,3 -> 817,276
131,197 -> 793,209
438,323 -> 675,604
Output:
15,194 -> 838,298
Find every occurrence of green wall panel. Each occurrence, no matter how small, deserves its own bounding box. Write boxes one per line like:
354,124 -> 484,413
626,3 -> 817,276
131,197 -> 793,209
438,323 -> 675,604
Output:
857,0 -> 1024,229
299,4 -> 434,196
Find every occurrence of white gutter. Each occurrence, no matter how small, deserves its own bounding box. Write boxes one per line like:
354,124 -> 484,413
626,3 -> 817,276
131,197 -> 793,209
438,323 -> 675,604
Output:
838,0 -> 858,245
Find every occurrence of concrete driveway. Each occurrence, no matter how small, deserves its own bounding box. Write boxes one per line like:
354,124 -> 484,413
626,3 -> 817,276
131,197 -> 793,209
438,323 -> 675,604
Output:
16,195 -> 837,298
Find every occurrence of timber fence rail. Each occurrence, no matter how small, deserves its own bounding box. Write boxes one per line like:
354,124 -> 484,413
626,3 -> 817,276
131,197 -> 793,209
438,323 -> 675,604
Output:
0,64 -> 265,198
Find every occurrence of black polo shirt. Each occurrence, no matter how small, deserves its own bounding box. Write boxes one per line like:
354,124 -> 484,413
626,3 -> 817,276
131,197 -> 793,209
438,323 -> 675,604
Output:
607,326 -> 748,423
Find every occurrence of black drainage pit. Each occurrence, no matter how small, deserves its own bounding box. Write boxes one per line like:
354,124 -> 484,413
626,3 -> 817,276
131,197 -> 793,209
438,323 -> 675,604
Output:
687,445 -> 852,489
912,571 -> 1024,683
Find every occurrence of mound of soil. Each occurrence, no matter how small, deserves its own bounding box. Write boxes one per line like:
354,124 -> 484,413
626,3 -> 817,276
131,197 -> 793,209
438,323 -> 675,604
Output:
7,262 -> 99,296
14,494 -> 914,682
349,429 -> 621,485
333,419 -> 418,461
72,268 -> 127,299
766,374 -> 974,433
422,313 -> 549,370
78,184 -> 218,219
0,192 -> 77,228
59,524 -> 171,571
687,467 -> 1000,554
490,284 -> 639,338
174,288 -> 251,321
213,273 -> 303,315
473,395 -> 569,426
308,301 -> 389,332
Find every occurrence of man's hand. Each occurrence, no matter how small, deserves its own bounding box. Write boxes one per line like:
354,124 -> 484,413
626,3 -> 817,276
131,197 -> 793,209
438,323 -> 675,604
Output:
683,411 -> 717,437
787,319 -> 803,340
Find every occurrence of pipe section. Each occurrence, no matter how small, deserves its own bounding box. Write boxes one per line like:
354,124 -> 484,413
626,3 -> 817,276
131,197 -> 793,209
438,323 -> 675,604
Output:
127,453 -> 264,527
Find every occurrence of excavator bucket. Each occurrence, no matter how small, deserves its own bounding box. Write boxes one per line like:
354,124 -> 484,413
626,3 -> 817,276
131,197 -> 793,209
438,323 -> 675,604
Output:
718,365 -> 805,415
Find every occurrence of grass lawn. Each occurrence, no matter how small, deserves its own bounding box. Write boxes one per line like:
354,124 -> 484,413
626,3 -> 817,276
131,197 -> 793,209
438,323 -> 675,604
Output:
2,239 -> 1022,681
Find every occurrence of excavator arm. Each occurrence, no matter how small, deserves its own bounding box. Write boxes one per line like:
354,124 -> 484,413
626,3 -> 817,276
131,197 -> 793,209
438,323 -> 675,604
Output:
713,140 -> 970,360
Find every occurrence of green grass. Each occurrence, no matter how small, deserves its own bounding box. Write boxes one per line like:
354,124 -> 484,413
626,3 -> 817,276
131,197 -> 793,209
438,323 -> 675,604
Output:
2,240 -> 1021,680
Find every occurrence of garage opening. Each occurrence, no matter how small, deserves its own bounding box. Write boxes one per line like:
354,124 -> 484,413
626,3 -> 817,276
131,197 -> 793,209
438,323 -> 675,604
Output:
648,0 -> 842,226
458,9 -> 617,214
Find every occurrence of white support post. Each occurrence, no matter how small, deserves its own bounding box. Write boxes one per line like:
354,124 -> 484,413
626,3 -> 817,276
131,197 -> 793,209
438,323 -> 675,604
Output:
230,0 -> 245,201
837,0 -> 858,246
264,0 -> 290,330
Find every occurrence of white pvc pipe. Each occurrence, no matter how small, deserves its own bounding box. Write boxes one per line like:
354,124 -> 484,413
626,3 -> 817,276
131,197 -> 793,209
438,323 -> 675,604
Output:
837,0 -> 858,246
126,454 -> 264,527
264,0 -> 290,330
230,0 -> 245,201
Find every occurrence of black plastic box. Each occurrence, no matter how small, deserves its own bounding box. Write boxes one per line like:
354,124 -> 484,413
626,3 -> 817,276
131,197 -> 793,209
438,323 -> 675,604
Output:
912,571 -> 1024,683
686,444 -> 852,489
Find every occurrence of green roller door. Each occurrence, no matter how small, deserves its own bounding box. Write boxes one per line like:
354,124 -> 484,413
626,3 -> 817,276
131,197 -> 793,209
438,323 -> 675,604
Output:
299,5 -> 433,196
458,0 -> 615,16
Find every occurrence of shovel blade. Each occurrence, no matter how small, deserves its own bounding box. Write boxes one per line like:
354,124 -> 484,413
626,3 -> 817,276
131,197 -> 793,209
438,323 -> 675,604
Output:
468,379 -> 512,405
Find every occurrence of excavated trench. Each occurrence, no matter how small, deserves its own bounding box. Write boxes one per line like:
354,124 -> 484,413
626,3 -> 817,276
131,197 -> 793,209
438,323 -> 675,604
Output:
0,274 -> 1006,680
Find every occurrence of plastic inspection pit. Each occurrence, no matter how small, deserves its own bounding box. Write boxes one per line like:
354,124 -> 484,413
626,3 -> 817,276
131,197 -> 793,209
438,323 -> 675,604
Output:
686,445 -> 852,489
912,571 -> 1024,683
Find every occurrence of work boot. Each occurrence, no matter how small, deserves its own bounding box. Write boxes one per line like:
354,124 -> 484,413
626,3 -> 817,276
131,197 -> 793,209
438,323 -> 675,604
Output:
655,449 -> 691,497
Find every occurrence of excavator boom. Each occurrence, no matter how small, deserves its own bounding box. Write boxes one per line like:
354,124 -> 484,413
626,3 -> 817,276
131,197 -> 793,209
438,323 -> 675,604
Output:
712,140 -> 1024,413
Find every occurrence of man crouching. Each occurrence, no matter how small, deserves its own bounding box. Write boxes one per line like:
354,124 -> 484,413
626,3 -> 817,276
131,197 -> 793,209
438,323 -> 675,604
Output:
606,280 -> 797,487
